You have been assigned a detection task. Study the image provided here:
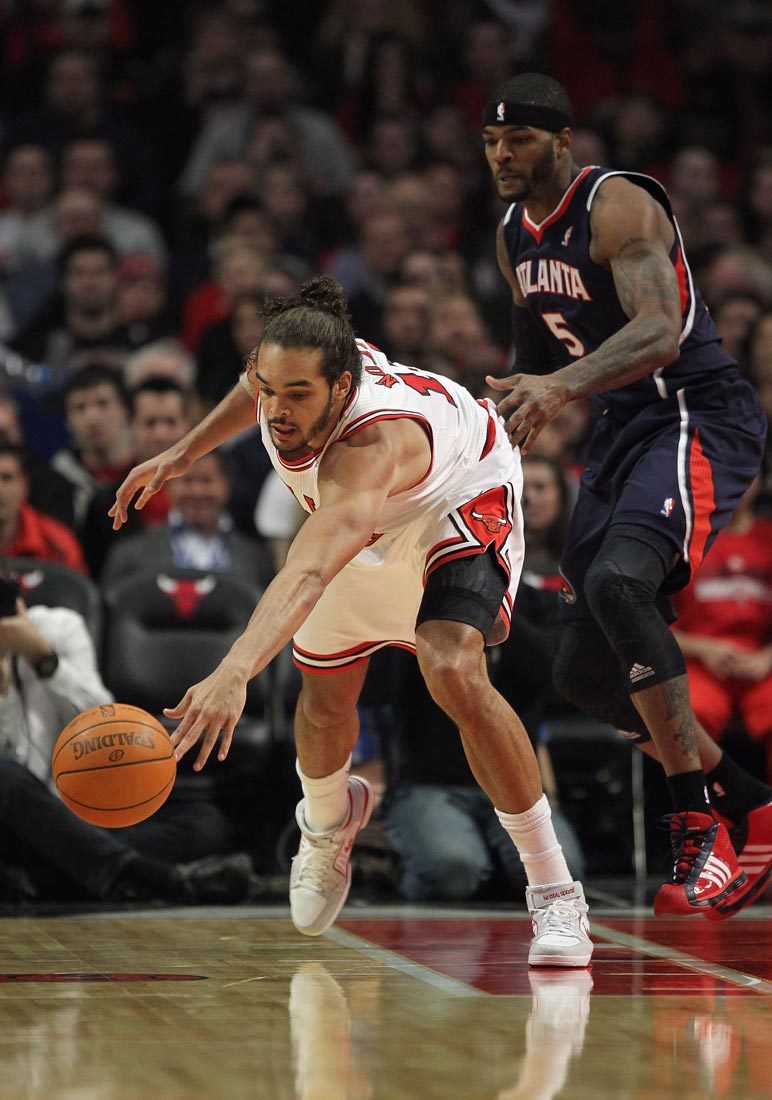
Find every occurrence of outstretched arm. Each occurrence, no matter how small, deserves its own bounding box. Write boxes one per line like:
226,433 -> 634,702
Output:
487,179 -> 682,452
109,377 -> 256,529
167,430 -> 397,770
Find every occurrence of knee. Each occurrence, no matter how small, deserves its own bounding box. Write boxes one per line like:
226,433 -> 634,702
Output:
416,640 -> 487,720
584,556 -> 626,625
298,683 -> 358,730
584,555 -> 656,629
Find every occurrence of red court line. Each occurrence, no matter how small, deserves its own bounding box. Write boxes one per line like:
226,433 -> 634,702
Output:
337,916 -> 772,997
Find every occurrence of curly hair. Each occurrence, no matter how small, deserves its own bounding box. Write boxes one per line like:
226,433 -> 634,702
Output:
251,275 -> 362,386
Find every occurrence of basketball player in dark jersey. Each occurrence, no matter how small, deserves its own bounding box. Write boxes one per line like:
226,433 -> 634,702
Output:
482,73 -> 772,918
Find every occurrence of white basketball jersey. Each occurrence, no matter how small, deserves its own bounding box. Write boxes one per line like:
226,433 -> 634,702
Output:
259,340 -> 502,535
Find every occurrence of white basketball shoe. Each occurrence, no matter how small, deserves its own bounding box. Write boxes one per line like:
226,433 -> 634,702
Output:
290,776 -> 374,936
526,880 -> 593,968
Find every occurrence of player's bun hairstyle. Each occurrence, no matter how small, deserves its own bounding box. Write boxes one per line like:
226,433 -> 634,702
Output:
258,275 -> 362,386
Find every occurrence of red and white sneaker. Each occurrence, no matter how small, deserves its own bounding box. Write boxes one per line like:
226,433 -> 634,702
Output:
705,801 -> 772,920
526,881 -> 593,967
653,811 -> 746,916
290,776 -> 374,936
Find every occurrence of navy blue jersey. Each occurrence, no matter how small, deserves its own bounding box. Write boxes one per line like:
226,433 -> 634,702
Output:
502,166 -> 736,416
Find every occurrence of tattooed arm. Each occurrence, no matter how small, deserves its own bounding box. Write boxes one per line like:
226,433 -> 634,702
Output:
556,177 -> 682,400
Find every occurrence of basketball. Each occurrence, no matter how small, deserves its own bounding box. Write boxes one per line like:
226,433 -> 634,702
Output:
52,703 -> 177,828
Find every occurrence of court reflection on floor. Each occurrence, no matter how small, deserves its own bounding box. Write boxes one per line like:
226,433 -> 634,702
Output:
289,960 -> 593,1100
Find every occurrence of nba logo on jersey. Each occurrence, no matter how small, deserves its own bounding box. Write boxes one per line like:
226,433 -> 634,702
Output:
660,497 -> 675,517
497,101 -> 505,122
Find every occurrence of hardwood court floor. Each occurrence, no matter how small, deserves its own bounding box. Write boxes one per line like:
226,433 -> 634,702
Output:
0,898 -> 770,1099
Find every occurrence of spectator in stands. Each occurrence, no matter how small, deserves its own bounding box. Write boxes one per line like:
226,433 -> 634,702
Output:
82,377 -> 192,579
400,247 -> 469,295
101,450 -> 272,591
672,476 -> 772,781
520,456 -> 574,579
218,195 -> 280,261
123,339 -> 196,391
5,48 -> 151,190
6,188 -> 105,331
699,244 -> 772,312
0,444 -> 86,572
50,363 -> 134,529
255,161 -> 323,263
0,395 -> 74,528
328,211 -> 410,342
713,292 -> 765,370
0,560 -> 251,905
0,144 -> 54,282
59,137 -> 167,261
179,46 -> 356,200
169,157 -> 257,312
196,291 -> 265,411
380,283 -> 430,368
116,253 -> 174,346
180,237 -> 265,353
420,104 -> 480,178
425,290 -> 504,397
11,234 -> 143,378
364,116 -> 421,178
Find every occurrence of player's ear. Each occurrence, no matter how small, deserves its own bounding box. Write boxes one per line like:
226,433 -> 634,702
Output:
556,128 -> 572,158
334,372 -> 352,399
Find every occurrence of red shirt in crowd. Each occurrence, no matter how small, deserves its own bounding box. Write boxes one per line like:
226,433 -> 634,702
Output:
2,503 -> 88,575
673,517 -> 772,650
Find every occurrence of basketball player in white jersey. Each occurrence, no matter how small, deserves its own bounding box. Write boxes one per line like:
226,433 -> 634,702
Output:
110,276 -> 592,967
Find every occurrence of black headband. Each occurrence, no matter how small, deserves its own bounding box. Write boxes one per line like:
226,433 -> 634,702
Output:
481,100 -> 573,131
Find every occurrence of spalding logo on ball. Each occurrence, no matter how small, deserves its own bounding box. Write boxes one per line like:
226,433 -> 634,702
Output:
52,703 -> 177,827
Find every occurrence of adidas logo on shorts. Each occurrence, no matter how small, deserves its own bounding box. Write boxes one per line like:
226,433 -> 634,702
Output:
629,662 -> 655,683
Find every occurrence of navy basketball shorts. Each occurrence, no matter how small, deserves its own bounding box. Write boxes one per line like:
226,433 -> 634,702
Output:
560,371 -> 767,621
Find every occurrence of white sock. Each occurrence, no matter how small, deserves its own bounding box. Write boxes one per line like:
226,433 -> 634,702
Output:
296,756 -> 351,834
496,795 -> 572,888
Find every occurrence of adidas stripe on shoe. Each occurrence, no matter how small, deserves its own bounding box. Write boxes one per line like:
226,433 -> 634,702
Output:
653,811 -> 746,916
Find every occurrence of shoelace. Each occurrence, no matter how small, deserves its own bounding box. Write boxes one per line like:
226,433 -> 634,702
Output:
536,899 -> 583,937
294,833 -> 340,892
658,813 -> 710,884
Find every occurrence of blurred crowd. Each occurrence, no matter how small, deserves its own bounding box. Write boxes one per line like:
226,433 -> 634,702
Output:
0,0 -> 770,904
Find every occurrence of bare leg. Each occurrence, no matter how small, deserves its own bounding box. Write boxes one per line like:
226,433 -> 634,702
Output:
294,661 -> 370,778
416,620 -> 541,814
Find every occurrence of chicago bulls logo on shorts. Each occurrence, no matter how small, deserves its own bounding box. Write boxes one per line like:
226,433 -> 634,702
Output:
458,486 -> 513,552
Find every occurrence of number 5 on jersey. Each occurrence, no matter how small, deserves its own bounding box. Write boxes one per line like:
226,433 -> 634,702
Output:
542,311 -> 586,357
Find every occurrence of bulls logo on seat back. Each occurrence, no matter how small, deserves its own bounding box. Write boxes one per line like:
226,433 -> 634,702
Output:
103,568 -> 267,717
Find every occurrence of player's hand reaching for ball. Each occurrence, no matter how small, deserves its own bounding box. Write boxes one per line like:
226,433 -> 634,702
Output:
108,446 -> 191,530
486,372 -> 570,454
165,663 -> 248,771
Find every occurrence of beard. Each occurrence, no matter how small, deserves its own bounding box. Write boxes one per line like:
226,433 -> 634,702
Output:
270,387 -> 335,455
498,141 -> 557,202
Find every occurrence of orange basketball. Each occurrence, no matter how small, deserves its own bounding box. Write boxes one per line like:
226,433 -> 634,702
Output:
52,703 -> 177,828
